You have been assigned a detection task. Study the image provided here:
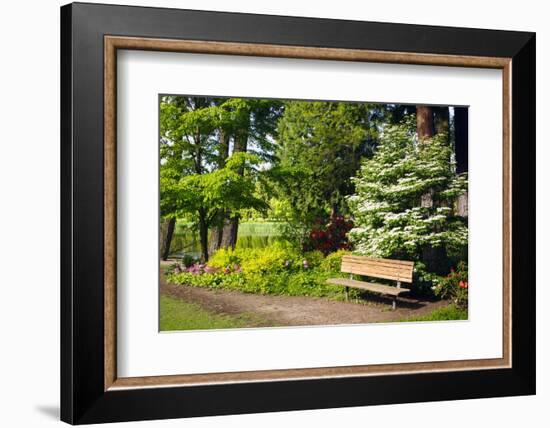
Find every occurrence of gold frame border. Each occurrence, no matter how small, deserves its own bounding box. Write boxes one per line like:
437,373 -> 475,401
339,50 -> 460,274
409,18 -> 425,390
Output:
104,36 -> 512,391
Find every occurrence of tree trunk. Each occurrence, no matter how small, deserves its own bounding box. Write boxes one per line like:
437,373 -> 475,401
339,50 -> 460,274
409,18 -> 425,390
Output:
219,128 -> 249,249
416,106 -> 446,269
208,130 -> 231,255
217,129 -> 230,168
433,106 -> 450,140
208,221 -> 223,256
160,217 -> 176,260
417,105 -> 435,208
416,105 -> 435,142
198,209 -> 209,262
420,189 -> 435,208
456,193 -> 468,217
219,216 -> 239,249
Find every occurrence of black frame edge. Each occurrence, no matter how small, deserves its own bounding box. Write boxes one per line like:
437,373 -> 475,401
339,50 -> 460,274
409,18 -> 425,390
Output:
60,3 -> 74,425
71,1 -> 533,57
510,33 -> 536,393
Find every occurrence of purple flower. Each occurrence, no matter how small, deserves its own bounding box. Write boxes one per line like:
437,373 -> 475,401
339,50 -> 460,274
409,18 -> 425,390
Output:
186,263 -> 205,275
302,260 -> 309,269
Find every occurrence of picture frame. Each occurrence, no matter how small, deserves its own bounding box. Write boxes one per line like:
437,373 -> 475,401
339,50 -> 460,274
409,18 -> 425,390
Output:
60,2 -> 535,424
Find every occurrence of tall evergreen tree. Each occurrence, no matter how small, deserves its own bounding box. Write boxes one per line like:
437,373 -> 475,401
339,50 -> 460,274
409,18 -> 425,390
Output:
274,100 -> 380,242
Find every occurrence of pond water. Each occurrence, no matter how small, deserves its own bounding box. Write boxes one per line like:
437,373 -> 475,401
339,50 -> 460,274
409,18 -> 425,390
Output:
169,221 -> 285,259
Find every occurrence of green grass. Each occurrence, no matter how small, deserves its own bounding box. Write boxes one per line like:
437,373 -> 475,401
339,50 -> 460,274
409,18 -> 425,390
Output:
400,304 -> 468,322
236,222 -> 283,237
170,221 -> 285,256
160,295 -> 268,331
175,221 -> 283,237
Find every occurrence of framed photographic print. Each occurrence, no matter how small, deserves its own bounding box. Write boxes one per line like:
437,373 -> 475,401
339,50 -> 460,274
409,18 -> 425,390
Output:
60,2 -> 535,424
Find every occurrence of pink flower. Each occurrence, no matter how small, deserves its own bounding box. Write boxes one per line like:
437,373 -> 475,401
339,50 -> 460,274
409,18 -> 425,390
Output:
204,265 -> 218,274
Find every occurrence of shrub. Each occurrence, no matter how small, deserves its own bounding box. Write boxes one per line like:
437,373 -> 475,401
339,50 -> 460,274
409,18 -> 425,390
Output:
432,261 -> 468,308
167,269 -> 337,297
208,248 -> 241,270
181,254 -> 198,268
320,249 -> 352,272
286,270 -> 339,297
166,244 -> 361,300
302,250 -> 324,268
347,120 -> 468,271
239,245 -> 300,274
207,243 -> 304,274
303,214 -> 354,255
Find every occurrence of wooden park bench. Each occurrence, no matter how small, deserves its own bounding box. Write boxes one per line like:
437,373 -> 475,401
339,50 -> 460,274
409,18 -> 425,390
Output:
327,255 -> 414,310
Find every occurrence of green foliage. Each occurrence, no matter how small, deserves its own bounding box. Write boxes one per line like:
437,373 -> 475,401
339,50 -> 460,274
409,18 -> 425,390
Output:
271,101 -> 382,244
207,242 -> 306,273
168,221 -> 284,257
173,152 -> 268,219
348,119 -> 468,267
400,304 -> 468,322
181,254 -> 198,268
207,247 -> 242,270
159,96 -> 283,259
167,269 -> 346,299
239,244 -> 298,274
432,261 -> 469,308
159,96 -> 282,177
276,101 -> 378,212
303,250 -> 325,268
159,97 -> 221,221
320,249 -> 352,272
166,244 -> 348,299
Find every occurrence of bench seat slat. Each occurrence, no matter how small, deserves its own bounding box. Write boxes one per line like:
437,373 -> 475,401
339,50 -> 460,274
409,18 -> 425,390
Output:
343,255 -> 414,268
340,262 -> 413,282
341,256 -> 414,282
326,278 -> 410,296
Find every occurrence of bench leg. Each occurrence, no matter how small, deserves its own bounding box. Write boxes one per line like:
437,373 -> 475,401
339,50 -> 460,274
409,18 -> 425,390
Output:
392,297 -> 397,310
345,286 -> 349,301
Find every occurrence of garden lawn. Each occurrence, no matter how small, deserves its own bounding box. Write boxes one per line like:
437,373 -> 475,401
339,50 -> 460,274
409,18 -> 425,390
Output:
399,304 -> 468,322
160,295 -> 267,331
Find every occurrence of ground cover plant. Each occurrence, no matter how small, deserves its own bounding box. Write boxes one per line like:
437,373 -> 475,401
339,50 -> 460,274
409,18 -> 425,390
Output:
166,244 -> 353,299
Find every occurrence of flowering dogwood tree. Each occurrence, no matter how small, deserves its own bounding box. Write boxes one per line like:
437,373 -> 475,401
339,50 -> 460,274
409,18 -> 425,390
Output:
348,119 -> 468,270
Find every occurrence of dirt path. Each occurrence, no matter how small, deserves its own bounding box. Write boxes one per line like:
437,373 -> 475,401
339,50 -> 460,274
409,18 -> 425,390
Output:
161,274 -> 449,327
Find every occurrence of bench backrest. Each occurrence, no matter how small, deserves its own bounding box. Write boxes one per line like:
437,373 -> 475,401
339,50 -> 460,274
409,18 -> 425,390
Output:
340,255 -> 414,283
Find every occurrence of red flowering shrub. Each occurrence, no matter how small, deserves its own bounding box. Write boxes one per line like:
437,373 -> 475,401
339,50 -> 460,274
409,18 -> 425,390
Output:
432,261 -> 468,308
303,214 -> 354,255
